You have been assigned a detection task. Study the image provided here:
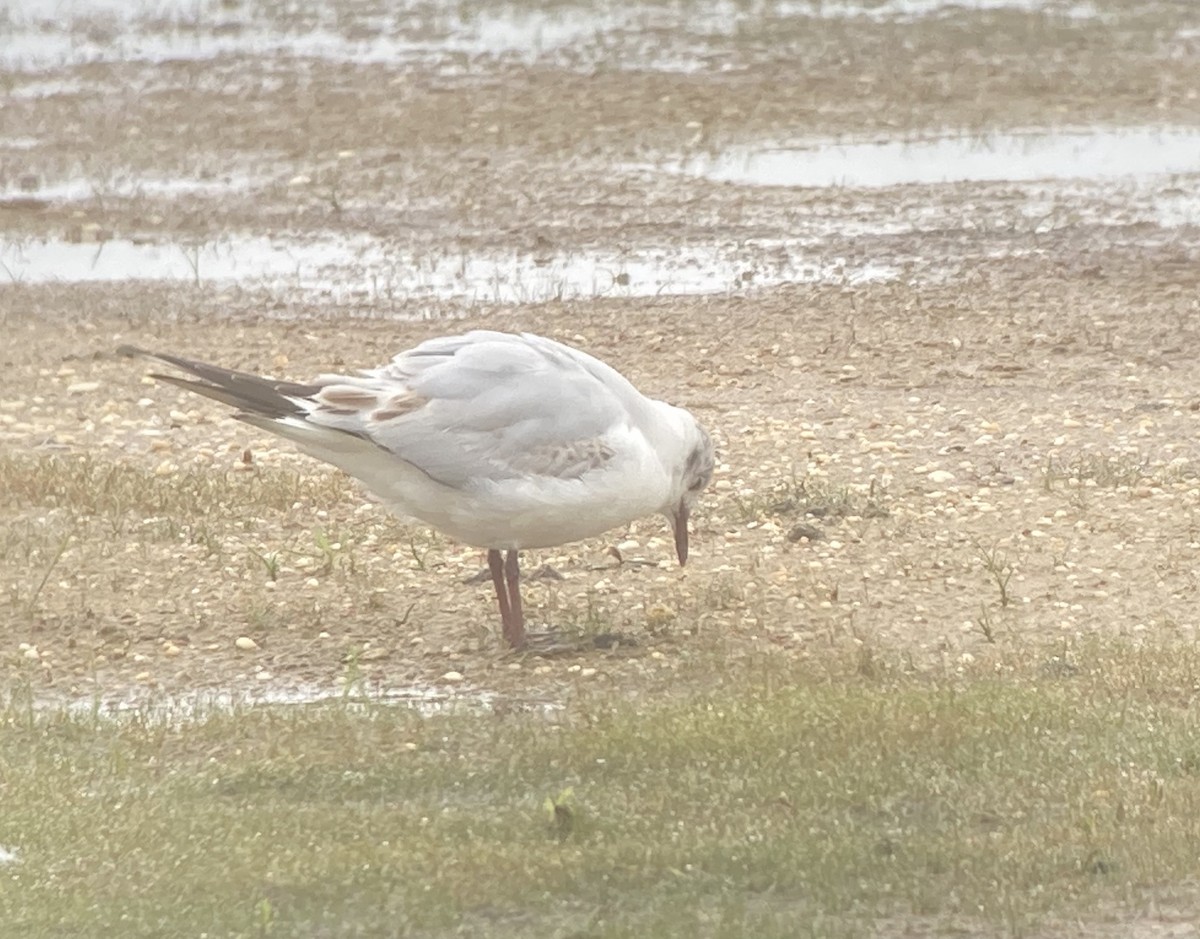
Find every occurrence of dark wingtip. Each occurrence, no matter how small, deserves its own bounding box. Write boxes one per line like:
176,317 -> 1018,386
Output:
117,345 -> 323,420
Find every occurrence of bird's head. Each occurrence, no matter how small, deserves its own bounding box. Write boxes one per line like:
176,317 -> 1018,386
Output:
662,412 -> 715,566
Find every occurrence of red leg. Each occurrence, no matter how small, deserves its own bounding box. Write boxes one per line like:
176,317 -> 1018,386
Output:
504,548 -> 525,648
487,549 -> 513,639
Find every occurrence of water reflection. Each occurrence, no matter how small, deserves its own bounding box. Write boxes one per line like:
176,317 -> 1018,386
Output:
683,127 -> 1200,189
0,233 -> 897,300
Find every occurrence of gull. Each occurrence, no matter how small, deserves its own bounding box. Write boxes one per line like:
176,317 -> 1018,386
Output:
119,331 -> 714,649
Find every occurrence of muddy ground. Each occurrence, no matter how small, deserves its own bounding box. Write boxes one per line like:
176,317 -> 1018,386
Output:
3,0 -> 1200,710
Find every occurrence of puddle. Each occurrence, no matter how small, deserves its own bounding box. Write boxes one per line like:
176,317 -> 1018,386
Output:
0,174 -> 254,203
785,0 -> 1099,20
0,0 -> 1100,73
40,680 -> 563,722
64,683 -> 500,718
0,0 -> 637,71
1151,187 -> 1200,228
682,127 -> 1200,189
6,76 -> 85,99
0,233 -> 898,302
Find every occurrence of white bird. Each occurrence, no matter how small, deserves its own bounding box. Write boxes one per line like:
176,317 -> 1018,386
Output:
120,331 -> 714,648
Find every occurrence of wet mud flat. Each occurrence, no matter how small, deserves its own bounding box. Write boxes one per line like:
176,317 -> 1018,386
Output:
2,0 -> 1200,704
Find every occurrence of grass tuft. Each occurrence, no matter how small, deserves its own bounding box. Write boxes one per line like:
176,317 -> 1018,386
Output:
0,452 -> 353,520
729,474 -> 890,526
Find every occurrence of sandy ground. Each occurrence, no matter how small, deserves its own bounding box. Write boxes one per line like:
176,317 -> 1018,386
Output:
3,0 -> 1200,709
4,7 -> 1200,931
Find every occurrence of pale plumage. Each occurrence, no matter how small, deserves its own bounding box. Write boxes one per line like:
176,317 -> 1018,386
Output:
120,331 -> 714,648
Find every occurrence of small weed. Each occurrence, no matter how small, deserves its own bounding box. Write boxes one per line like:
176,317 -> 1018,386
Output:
407,533 -> 435,571
849,627 -> 892,679
730,473 -> 889,524
1040,454 -> 1058,493
339,648 -> 365,699
312,529 -> 338,575
177,242 -> 202,286
190,524 -> 223,559
543,786 -> 578,842
552,588 -> 617,637
248,548 -> 281,582
1041,453 -> 1184,492
21,531 -> 71,617
253,897 -> 275,937
976,602 -> 999,643
698,572 -> 744,615
241,601 -> 284,632
973,538 -> 1016,608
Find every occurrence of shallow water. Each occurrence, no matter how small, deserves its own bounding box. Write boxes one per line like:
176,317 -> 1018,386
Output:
3,3 -> 1192,309
682,127 -> 1200,189
1,0 -> 1101,72
39,679 -> 562,722
0,233 -> 899,300
0,174 -> 255,203
2,1 -> 633,71
800,0 -> 1098,19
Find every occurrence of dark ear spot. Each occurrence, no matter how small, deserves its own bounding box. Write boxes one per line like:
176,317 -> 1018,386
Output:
684,442 -> 714,493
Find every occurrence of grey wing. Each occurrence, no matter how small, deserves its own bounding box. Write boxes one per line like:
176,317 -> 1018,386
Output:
304,332 -> 628,487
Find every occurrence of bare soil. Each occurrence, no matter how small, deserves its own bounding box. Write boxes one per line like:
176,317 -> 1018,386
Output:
6,257 -> 1200,707
3,2 -> 1200,708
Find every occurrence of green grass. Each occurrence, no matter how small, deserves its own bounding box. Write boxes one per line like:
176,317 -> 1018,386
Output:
1038,451 -> 1197,495
728,474 -> 889,526
3,646 -> 1200,937
0,452 -> 353,521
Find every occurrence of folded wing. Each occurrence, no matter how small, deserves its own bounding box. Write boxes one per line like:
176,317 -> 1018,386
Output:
123,332 -> 636,489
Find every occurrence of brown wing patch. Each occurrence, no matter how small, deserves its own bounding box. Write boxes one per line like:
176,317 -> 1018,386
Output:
315,385 -> 382,414
313,385 -> 427,422
372,391 -> 427,423
510,438 -> 615,479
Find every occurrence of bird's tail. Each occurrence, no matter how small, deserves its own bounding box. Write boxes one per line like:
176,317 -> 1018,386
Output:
117,346 -> 322,419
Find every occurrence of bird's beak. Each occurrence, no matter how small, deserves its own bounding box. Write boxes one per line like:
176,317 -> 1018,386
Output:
673,500 -> 690,566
